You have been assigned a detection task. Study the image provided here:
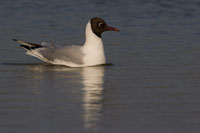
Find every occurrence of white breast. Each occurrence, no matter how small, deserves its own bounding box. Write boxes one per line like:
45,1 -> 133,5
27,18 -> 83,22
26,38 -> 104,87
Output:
82,21 -> 106,66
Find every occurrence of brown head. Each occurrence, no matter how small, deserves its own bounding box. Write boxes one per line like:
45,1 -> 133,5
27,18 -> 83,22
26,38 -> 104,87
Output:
90,17 -> 119,38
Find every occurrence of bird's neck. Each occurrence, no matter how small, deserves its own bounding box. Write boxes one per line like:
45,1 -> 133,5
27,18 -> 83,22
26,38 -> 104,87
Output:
83,21 -> 103,48
82,21 -> 106,66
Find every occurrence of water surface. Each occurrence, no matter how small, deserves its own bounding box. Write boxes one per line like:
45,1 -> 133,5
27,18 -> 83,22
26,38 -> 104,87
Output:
1,0 -> 200,133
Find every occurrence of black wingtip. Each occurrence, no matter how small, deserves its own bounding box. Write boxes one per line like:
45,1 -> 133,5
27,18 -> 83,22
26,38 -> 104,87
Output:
20,45 -> 31,50
13,39 -> 18,42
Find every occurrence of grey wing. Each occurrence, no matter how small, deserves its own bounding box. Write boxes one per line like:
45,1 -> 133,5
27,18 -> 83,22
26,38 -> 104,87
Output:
13,39 -> 84,64
38,45 -> 84,64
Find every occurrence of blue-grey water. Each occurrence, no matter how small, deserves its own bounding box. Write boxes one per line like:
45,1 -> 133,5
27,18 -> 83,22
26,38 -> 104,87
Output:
1,0 -> 200,133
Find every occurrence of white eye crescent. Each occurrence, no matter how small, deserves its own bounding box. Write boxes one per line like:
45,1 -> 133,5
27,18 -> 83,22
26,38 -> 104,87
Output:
98,23 -> 103,27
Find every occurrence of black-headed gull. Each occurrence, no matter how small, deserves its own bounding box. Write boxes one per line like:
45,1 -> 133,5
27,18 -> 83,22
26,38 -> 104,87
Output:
13,17 -> 119,67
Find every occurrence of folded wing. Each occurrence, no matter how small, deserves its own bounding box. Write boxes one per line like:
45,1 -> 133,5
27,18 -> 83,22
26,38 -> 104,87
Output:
13,39 -> 84,65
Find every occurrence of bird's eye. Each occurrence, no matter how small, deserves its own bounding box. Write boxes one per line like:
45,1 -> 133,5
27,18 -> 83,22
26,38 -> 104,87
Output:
98,23 -> 103,27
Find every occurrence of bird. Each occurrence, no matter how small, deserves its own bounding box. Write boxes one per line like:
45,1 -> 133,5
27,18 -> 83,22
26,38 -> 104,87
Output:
13,17 -> 119,67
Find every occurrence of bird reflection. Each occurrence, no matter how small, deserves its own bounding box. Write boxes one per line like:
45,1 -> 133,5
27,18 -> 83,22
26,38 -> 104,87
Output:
26,64 -> 105,131
81,66 -> 105,131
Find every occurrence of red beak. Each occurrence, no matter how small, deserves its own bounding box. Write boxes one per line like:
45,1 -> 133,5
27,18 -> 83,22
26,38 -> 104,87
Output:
107,26 -> 120,32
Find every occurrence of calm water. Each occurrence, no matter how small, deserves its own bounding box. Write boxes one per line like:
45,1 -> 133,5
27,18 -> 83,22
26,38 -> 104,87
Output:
1,0 -> 200,133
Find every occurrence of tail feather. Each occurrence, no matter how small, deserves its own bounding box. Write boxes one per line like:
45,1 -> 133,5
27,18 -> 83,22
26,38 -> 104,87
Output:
13,39 -> 42,50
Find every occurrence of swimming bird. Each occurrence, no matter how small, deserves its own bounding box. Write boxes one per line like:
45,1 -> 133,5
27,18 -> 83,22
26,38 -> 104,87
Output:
13,17 -> 119,67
